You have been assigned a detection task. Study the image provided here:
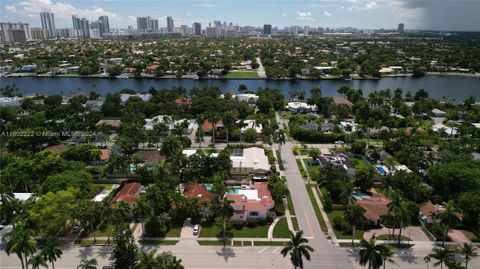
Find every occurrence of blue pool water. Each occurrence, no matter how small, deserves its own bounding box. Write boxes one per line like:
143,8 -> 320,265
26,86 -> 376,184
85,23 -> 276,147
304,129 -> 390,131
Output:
376,165 -> 386,175
204,184 -> 241,195
351,192 -> 371,199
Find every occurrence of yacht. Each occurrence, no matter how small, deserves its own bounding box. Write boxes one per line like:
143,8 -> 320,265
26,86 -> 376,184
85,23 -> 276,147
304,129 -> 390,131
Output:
115,73 -> 129,79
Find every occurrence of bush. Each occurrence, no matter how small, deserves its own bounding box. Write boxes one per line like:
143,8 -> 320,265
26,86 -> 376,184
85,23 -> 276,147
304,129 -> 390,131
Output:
246,218 -> 258,228
333,215 -> 346,231
273,202 -> 285,216
267,211 -> 277,222
322,191 -> 333,211
258,218 -> 268,226
351,141 -> 367,155
291,128 -> 345,143
232,221 -> 244,230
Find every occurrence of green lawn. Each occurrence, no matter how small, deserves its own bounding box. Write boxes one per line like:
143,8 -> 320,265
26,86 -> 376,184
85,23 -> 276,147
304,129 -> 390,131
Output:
139,240 -> 179,245
198,223 -> 221,237
305,159 -> 320,178
351,157 -> 370,170
197,240 -> 231,245
77,239 -> 111,247
291,216 -> 299,232
326,210 -> 364,240
286,193 -> 296,215
296,159 -> 308,180
306,185 -> 328,232
224,71 -> 259,78
162,74 -> 177,78
231,224 -> 269,238
254,241 -> 288,246
91,223 -> 116,237
273,218 -> 290,238
377,234 -> 411,241
276,150 -> 284,170
165,225 -> 182,237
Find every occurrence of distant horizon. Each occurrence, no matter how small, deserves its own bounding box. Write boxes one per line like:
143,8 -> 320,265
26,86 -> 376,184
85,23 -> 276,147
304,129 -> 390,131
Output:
1,0 -> 479,32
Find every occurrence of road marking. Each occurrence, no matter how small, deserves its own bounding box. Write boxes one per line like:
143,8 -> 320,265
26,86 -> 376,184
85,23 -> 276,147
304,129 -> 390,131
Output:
304,211 -> 315,238
257,247 -> 268,253
272,247 -> 281,253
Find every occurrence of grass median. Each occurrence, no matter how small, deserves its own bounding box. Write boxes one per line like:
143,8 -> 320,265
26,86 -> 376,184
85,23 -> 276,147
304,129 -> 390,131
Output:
306,185 -> 328,233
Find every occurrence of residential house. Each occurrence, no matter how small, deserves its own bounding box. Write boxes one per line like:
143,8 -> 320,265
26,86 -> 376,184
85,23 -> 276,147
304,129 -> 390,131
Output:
233,93 -> 259,103
287,102 -> 317,113
239,119 -> 262,134
0,96 -> 23,107
132,150 -> 166,168
332,96 -> 353,107
230,147 -> 270,176
84,100 -> 104,112
144,115 -> 195,134
42,144 -> 69,154
432,108 -> 446,117
299,122 -> 319,131
183,183 -> 214,203
96,119 -> 121,132
432,124 -> 458,137
353,193 -> 390,225
320,122 -> 335,132
120,93 -> 152,106
227,183 -> 274,221
111,182 -> 143,208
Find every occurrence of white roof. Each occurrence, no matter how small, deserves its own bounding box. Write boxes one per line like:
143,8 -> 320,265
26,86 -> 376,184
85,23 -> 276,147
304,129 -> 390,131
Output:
237,189 -> 259,200
287,102 -> 316,110
239,119 -> 262,133
182,149 -> 197,157
314,66 -> 334,70
120,93 -> 152,103
13,193 -> 33,201
92,193 -> 108,202
230,147 -> 270,172
472,123 -> 480,129
144,115 -> 192,131
432,108 -> 446,114
432,124 -> 458,135
233,94 -> 259,102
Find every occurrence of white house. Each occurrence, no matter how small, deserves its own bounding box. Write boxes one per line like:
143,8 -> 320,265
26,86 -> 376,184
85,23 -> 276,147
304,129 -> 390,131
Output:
144,115 -> 195,134
120,93 -> 152,105
287,102 -> 317,113
230,147 -> 270,176
432,108 -> 446,117
238,119 -> 262,134
432,123 -> 458,137
233,93 -> 259,103
0,97 -> 23,107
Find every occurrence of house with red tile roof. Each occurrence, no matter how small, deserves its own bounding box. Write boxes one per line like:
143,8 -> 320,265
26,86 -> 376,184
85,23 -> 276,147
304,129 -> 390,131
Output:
183,183 -> 213,203
226,183 -> 274,221
202,120 -> 224,131
112,182 -> 143,208
353,193 -> 390,225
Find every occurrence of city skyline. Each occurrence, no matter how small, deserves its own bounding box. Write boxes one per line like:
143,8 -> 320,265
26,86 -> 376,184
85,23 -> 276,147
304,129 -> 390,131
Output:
1,0 -> 479,32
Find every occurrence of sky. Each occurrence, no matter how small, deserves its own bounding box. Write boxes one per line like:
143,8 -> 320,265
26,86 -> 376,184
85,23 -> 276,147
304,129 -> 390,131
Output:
1,0 -> 479,31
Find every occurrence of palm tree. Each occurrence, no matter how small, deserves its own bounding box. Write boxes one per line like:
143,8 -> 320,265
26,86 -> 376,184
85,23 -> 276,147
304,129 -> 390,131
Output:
206,112 -> 221,147
379,244 -> 397,269
458,243 -> 477,269
156,251 -> 184,269
41,237 -> 62,269
281,231 -> 314,269
216,198 -> 234,246
358,236 -> 383,269
436,200 -> 461,246
424,256 -> 431,269
194,114 -> 205,148
28,254 -> 48,269
160,136 -> 183,160
222,111 -> 237,144
394,200 -> 415,245
343,205 -> 367,246
134,199 -> 149,240
387,192 -> 402,238
428,247 -> 455,269
77,258 -> 97,269
5,223 -> 38,269
274,129 -> 287,151
137,250 -> 158,269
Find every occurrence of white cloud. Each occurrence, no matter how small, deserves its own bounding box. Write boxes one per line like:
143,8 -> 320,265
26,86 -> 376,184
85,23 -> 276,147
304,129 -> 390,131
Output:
282,13 -> 287,17
346,0 -> 357,3
324,10 -> 332,16
5,0 -> 123,21
296,10 -> 314,21
364,1 -> 379,10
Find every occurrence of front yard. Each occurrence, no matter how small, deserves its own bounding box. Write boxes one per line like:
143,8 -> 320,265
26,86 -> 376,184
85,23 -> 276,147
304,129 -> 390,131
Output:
199,223 -> 269,238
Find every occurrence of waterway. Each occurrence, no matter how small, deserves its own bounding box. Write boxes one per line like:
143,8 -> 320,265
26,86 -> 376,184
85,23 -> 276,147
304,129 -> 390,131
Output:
1,75 -> 479,100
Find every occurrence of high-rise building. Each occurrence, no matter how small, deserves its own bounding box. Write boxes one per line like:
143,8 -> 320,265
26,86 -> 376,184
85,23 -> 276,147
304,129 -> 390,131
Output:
90,21 -> 102,38
180,25 -> 188,34
72,15 -> 81,30
148,19 -> 159,31
397,23 -> 405,34
263,24 -> 272,35
0,22 -> 31,43
206,27 -> 217,38
81,18 -> 90,37
40,12 -> 56,37
167,16 -> 174,32
56,28 -> 70,38
304,25 -> 309,36
30,28 -> 49,40
98,16 -> 110,36
137,17 -> 149,30
193,22 -> 202,35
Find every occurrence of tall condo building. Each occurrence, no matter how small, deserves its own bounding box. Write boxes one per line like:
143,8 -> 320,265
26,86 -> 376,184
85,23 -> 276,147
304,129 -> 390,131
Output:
193,22 -> 202,35
40,12 -> 56,37
72,15 -> 81,30
398,23 -> 405,34
263,24 -> 272,35
137,16 -> 158,32
0,22 -> 31,43
98,16 -> 110,36
167,16 -> 174,32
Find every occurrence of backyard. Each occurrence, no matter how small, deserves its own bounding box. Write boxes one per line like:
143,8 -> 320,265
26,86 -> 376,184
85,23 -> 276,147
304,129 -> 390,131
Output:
224,71 -> 259,78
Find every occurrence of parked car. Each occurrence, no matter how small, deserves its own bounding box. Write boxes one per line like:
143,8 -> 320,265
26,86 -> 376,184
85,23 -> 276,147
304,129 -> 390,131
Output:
193,224 -> 200,235
73,223 -> 81,233
334,140 -> 344,145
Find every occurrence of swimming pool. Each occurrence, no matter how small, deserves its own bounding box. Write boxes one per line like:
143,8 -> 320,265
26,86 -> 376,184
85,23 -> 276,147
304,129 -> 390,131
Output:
375,165 -> 387,175
351,192 -> 371,199
203,184 -> 241,195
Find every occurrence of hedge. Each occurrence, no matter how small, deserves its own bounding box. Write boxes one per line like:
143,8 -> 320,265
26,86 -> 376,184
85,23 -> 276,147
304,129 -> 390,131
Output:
291,128 -> 345,143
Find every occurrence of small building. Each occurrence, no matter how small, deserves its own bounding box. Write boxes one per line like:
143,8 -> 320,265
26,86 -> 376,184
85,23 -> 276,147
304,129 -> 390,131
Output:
120,93 -> 152,105
202,120 -> 224,132
84,100 -> 104,112
233,94 -> 259,103
353,193 -> 390,225
418,201 -> 444,224
299,122 -> 319,131
432,124 -> 458,137
42,144 -> 69,154
230,147 -> 270,176
183,183 -> 213,203
332,96 -> 353,107
320,122 -> 335,132
133,150 -> 166,166
0,97 -> 23,107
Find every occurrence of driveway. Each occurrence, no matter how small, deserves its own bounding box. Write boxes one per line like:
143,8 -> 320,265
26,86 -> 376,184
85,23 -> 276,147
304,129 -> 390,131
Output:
364,226 -> 430,242
180,218 -> 198,239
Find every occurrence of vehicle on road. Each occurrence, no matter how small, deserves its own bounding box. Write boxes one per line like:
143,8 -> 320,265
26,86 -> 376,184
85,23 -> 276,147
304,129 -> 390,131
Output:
73,223 -> 81,233
193,224 -> 200,235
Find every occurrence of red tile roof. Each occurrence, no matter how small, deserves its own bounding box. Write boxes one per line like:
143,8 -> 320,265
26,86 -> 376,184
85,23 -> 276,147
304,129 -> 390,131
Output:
43,144 -> 68,154
184,184 -> 213,202
354,193 -> 390,223
100,149 -> 110,161
113,182 -> 141,204
202,120 -> 224,131
133,150 -> 166,165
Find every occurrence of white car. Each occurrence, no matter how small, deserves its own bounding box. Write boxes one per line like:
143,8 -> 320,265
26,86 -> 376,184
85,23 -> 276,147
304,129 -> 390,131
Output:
193,224 -> 200,236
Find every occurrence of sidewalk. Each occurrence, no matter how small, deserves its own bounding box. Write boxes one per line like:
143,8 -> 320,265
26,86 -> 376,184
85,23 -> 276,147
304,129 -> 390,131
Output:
310,185 -> 339,246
